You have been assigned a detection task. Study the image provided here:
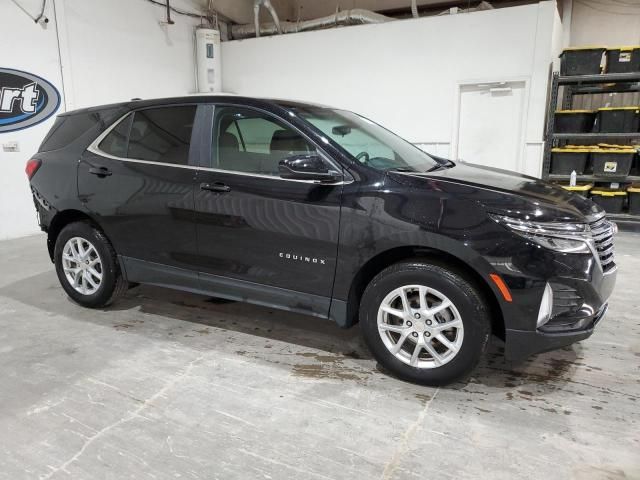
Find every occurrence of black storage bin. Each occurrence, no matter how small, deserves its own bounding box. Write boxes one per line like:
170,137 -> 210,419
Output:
595,107 -> 640,133
590,189 -> 627,213
550,148 -> 590,174
554,110 -> 596,133
606,47 -> 640,74
628,186 -> 640,214
631,152 -> 640,175
561,183 -> 593,197
560,47 -> 605,76
591,149 -> 635,176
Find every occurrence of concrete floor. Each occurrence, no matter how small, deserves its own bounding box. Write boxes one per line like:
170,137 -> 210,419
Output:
0,234 -> 638,480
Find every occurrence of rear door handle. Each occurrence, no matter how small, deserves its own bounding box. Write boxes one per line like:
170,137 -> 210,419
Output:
88,166 -> 112,177
200,182 -> 231,193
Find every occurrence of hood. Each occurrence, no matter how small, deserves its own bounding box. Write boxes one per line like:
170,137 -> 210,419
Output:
388,162 -> 603,222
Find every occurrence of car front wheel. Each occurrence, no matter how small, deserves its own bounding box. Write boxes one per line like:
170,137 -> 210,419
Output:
359,261 -> 491,386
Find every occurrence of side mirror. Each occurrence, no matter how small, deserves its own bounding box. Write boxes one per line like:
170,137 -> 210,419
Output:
278,154 -> 342,183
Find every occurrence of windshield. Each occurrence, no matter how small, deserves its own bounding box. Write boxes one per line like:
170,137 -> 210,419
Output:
292,106 -> 442,172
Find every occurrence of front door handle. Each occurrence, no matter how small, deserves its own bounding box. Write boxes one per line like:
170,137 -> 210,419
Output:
88,166 -> 112,177
200,182 -> 231,193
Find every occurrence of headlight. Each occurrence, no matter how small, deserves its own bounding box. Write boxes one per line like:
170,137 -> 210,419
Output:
489,214 -> 593,253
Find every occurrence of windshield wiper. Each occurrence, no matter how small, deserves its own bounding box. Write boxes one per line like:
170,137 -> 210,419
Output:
386,167 -> 416,172
442,159 -> 456,168
425,159 -> 456,172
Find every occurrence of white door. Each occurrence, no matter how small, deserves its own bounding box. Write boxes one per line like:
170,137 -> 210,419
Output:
456,81 -> 526,172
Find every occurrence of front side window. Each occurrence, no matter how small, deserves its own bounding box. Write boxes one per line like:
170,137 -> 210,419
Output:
213,106 -> 316,176
291,106 -> 441,172
97,106 -> 196,165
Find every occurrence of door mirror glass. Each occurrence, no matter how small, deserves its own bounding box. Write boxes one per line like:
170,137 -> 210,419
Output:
278,154 -> 341,182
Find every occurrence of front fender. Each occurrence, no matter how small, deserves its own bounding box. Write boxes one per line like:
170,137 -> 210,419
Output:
331,185 -> 512,326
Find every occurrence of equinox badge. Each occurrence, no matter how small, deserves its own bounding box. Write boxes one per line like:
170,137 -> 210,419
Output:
279,252 -> 326,265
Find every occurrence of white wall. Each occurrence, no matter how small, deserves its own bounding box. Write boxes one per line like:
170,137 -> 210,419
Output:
222,2 -> 559,177
0,0 -> 63,240
58,0 -> 201,110
0,0 -> 202,240
570,0 -> 640,46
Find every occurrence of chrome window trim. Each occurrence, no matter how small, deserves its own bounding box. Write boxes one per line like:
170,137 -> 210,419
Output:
87,110 -> 351,185
194,164 -> 352,185
86,111 -> 133,159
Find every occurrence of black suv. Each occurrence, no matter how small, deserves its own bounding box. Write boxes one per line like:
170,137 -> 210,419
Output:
27,96 -> 617,385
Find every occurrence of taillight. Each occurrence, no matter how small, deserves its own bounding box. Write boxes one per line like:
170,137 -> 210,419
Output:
26,158 -> 42,180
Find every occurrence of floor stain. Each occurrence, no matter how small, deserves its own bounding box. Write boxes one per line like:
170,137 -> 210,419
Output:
291,351 -> 370,382
295,352 -> 345,362
291,363 -> 363,381
234,349 -> 371,382
414,393 -> 433,404
113,319 -> 143,331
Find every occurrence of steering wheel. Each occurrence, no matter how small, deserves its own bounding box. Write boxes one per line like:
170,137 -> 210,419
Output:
355,151 -> 370,164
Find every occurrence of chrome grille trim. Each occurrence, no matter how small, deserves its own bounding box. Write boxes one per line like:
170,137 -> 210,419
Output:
597,244 -> 614,257
592,230 -> 613,242
589,218 -> 616,272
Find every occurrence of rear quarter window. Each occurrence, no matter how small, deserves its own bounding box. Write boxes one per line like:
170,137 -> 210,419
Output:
98,114 -> 133,158
39,110 -> 113,152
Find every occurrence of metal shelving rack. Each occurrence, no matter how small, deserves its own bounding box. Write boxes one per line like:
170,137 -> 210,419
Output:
542,71 -> 640,230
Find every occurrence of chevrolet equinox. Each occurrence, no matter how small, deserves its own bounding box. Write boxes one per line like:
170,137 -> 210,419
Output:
27,96 -> 617,386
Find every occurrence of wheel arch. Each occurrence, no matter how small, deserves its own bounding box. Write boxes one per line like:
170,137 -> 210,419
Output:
342,246 -> 506,340
46,209 -> 104,261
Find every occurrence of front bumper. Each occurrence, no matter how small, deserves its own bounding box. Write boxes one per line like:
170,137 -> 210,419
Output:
484,218 -> 618,363
505,303 -> 608,362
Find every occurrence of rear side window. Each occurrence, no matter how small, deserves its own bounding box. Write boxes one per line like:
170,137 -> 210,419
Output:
97,105 -> 196,165
98,114 -> 132,158
39,111 -> 103,152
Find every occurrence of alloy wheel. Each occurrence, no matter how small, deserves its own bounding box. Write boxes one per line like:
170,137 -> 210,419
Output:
62,237 -> 103,295
377,284 -> 464,368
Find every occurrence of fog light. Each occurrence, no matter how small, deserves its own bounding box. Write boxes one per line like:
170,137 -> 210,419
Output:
537,282 -> 554,328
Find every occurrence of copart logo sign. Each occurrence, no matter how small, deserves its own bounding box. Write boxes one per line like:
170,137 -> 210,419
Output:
0,68 -> 60,133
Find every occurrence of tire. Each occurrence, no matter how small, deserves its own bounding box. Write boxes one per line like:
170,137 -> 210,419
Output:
359,261 -> 490,386
54,221 -> 127,308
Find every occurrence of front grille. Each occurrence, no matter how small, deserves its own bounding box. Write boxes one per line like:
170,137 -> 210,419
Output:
589,217 -> 616,272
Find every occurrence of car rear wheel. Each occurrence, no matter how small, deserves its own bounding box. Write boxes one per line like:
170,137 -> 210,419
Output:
359,261 -> 490,386
54,222 -> 127,308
